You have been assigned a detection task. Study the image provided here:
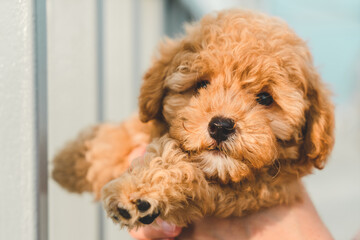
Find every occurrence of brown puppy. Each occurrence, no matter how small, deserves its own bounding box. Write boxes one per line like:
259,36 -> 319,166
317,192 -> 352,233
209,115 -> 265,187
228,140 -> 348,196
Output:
53,9 -> 334,230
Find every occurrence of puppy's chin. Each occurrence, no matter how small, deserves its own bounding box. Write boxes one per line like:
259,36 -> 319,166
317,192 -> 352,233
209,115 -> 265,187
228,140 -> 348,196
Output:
196,151 -> 251,183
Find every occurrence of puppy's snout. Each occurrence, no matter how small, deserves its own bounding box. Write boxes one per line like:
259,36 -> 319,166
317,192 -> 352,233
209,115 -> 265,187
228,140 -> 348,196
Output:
208,116 -> 235,143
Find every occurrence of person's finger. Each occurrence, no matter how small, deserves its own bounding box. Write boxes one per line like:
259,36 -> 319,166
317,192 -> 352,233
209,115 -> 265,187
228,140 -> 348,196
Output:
129,219 -> 182,240
129,225 -> 181,240
128,144 -> 147,164
129,156 -> 144,171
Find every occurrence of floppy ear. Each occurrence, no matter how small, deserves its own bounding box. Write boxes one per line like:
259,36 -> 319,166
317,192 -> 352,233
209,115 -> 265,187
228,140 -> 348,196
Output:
138,38 -> 182,123
302,70 -> 335,169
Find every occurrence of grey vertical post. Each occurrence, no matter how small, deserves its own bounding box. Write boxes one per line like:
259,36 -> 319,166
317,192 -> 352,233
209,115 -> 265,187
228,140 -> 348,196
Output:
97,0 -> 105,122
35,2 -> 48,240
96,0 -> 105,239
0,1 -> 48,240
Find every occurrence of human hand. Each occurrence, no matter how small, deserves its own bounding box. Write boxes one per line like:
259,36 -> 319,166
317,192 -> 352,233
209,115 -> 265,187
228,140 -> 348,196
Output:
129,218 -> 182,240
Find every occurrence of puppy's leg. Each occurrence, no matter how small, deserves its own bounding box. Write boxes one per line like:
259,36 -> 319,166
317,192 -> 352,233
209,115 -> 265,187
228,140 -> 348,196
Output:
52,126 -> 98,194
102,135 -> 212,229
209,177 -> 303,218
52,114 -> 153,198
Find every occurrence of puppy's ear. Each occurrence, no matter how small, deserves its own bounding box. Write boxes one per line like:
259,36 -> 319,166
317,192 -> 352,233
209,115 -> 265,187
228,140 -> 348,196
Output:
302,70 -> 335,169
139,38 -> 182,122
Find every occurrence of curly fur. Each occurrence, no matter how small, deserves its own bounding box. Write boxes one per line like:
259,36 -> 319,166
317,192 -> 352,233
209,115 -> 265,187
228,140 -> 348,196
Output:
52,115 -> 156,198
52,9 -> 334,229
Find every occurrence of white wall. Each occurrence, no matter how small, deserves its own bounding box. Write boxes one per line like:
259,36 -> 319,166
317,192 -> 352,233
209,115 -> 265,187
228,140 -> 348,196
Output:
47,0 -> 165,239
47,0 -> 99,239
0,1 -> 47,240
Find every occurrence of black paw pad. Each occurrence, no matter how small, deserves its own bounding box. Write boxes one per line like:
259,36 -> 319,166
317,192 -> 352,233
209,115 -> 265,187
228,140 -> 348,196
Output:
136,199 -> 151,212
138,211 -> 160,225
117,207 -> 131,220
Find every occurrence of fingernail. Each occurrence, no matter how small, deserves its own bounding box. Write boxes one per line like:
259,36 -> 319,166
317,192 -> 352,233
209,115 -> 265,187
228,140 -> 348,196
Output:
161,221 -> 177,234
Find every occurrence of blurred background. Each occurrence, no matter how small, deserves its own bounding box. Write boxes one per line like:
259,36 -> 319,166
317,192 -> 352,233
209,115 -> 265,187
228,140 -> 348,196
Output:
1,0 -> 358,240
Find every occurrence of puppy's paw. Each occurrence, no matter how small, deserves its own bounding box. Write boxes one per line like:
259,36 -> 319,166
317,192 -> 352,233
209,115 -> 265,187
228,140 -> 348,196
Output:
101,174 -> 161,228
113,199 -> 160,226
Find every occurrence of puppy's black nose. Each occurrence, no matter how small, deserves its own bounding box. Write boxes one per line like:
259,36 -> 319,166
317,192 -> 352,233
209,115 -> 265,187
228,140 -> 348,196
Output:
208,116 -> 236,143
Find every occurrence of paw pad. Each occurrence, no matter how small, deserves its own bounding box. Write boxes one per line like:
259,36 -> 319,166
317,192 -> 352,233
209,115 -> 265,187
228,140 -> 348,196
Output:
136,199 -> 151,212
117,207 -> 131,219
138,211 -> 160,224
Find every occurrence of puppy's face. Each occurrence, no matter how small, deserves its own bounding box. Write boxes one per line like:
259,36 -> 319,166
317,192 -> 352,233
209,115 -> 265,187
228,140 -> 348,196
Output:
139,10 -> 334,183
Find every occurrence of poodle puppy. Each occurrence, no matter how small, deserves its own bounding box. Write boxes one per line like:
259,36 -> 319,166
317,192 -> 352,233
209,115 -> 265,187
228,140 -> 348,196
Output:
52,9 -> 334,230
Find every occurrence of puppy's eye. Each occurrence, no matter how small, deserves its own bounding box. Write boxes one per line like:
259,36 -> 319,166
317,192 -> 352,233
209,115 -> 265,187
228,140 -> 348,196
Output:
195,80 -> 210,92
256,92 -> 274,106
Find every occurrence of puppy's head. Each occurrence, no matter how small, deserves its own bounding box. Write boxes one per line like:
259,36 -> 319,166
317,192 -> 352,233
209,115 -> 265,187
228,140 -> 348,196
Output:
139,10 -> 334,183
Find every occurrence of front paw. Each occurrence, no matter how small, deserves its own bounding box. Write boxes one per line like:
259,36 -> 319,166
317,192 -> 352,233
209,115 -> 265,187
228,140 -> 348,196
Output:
101,174 -> 161,228
115,199 -> 160,225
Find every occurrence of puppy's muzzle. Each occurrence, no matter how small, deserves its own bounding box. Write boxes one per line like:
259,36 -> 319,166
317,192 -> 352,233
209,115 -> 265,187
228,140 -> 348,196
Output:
208,116 -> 235,143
